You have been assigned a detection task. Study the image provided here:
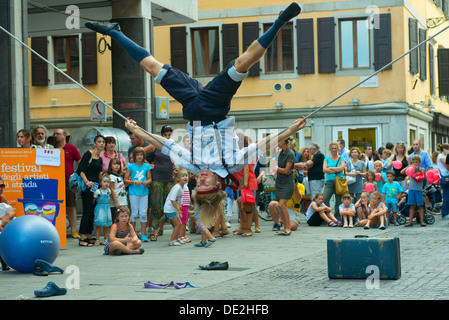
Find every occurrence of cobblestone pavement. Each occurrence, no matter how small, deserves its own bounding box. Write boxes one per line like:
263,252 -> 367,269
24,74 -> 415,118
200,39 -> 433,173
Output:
1,211 -> 449,301
176,215 -> 449,301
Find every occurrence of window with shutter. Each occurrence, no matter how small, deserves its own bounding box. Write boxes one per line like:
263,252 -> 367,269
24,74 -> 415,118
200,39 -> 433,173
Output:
374,13 -> 392,71
53,35 -> 80,84
242,22 -> 260,77
338,18 -> 370,70
317,17 -> 335,73
438,48 -> 449,97
297,18 -> 314,74
170,26 -> 187,74
419,28 -> 427,81
82,32 -> 97,85
263,22 -> 294,73
191,27 -> 220,77
409,18 -> 419,74
429,44 -> 435,95
31,37 -> 48,86
443,0 -> 449,17
222,24 -> 239,68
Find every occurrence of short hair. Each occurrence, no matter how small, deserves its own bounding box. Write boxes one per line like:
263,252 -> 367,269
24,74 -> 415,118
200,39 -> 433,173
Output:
385,142 -> 394,150
386,170 -> 395,176
382,149 -> 392,156
341,193 -> 352,200
372,191 -> 382,200
412,154 -> 421,162
132,146 -> 145,160
313,192 -> 324,200
337,139 -> 345,145
99,172 -> 110,182
374,160 -> 383,166
350,147 -> 361,156
329,141 -> 338,150
161,125 -> 173,134
105,136 -> 116,145
309,142 -> 320,151
32,124 -> 48,138
17,129 -> 31,138
361,192 -> 370,198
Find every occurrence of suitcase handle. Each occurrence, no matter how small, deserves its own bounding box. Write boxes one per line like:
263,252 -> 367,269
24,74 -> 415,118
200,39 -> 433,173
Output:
354,235 -> 369,238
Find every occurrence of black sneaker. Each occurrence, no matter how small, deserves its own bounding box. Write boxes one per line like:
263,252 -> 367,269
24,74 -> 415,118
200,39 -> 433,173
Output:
272,223 -> 281,231
85,22 -> 121,35
278,2 -> 302,22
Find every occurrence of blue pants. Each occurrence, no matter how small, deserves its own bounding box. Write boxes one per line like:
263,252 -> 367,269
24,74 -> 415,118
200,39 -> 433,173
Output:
441,175 -> 449,216
159,60 -> 243,122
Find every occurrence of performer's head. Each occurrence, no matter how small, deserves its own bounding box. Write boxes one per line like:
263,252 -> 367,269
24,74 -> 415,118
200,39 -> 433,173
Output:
193,169 -> 226,227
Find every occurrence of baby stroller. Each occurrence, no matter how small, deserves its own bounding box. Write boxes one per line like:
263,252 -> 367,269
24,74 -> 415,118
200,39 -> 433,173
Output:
392,181 -> 439,225
257,174 -> 275,221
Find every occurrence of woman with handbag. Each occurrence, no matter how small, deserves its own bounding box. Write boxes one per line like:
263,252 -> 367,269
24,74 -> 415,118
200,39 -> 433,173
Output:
345,147 -> 366,203
77,135 -> 105,247
273,137 -> 296,235
322,141 -> 346,220
232,135 -> 259,237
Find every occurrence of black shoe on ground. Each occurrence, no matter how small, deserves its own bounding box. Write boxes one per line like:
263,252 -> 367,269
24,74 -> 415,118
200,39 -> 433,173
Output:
199,261 -> 229,271
85,22 -> 121,35
279,2 -> 302,22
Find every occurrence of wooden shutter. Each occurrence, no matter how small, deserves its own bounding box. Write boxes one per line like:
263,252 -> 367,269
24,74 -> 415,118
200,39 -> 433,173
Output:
296,18 -> 314,74
222,24 -> 239,68
438,48 -> 449,97
409,18 -> 419,74
31,37 -> 48,86
242,22 -> 260,77
429,44 -> 435,95
374,13 -> 392,71
317,17 -> 335,73
82,32 -> 97,85
170,26 -> 187,73
419,28 -> 427,81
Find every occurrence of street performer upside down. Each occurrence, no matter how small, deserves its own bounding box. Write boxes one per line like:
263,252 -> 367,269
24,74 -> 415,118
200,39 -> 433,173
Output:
86,2 -> 306,230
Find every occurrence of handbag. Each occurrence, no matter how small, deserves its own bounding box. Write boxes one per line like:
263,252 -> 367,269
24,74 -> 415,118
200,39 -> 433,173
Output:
346,161 -> 357,185
335,157 -> 349,195
262,174 -> 276,193
241,189 -> 256,204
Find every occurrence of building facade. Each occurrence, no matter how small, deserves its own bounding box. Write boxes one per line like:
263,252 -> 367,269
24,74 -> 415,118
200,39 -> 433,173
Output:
152,0 -> 449,153
25,0 -> 449,153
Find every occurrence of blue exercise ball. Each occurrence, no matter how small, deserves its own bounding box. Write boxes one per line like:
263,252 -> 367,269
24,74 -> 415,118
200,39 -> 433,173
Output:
0,215 -> 60,273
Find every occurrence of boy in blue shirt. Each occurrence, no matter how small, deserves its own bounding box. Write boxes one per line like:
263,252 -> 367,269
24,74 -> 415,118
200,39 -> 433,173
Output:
382,170 -> 404,226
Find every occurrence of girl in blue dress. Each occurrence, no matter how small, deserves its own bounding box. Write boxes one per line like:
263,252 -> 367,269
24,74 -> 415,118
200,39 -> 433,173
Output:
94,173 -> 113,245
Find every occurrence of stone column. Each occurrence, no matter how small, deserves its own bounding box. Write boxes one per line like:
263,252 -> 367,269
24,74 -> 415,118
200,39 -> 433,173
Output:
0,0 -> 29,147
111,0 -> 154,133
